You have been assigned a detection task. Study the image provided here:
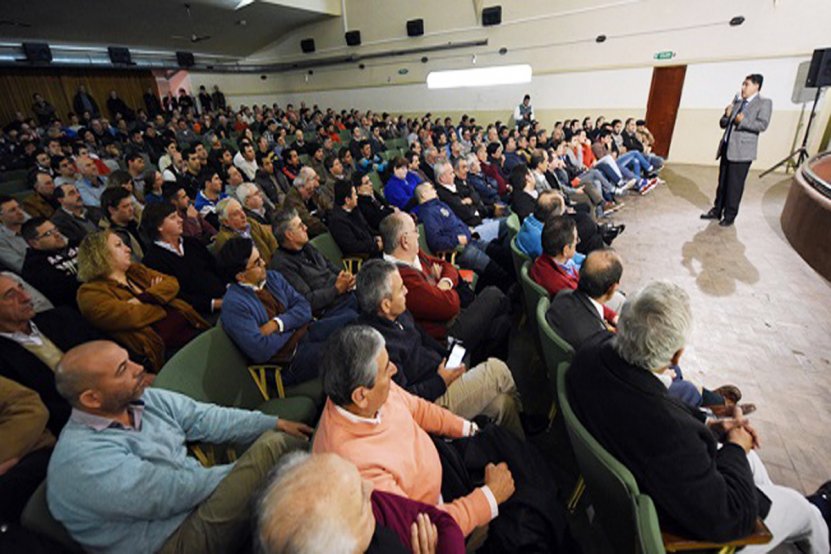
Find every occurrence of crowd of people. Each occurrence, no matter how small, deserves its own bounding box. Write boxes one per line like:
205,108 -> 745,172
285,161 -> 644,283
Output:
0,85 -> 829,554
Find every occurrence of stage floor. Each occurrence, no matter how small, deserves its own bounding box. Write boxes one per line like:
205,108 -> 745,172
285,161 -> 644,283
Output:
606,163 -> 831,495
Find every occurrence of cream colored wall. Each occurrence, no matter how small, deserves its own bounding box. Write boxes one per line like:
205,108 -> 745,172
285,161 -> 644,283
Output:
191,0 -> 831,168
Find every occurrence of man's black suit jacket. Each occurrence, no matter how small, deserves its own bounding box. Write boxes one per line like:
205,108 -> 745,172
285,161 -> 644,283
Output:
566,335 -> 770,542
0,307 -> 102,435
546,289 -> 610,349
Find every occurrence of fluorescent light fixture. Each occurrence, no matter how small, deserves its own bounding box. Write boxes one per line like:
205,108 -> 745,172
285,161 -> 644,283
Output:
235,0 -> 255,10
426,64 -> 532,89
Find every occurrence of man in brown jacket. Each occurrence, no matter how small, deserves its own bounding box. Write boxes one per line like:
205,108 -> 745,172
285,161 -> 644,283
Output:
213,197 -> 278,264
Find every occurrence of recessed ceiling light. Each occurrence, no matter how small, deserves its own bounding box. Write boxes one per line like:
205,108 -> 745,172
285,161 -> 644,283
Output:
236,19 -> 247,26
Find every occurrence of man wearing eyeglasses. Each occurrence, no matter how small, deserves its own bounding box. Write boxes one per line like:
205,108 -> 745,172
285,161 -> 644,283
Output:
20,217 -> 80,309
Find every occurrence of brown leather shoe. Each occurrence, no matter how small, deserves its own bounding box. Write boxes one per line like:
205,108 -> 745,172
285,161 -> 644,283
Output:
709,403 -> 756,418
712,385 -> 742,404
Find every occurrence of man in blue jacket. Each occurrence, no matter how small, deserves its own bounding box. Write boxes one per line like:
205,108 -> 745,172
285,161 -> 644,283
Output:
217,238 -> 354,385
414,183 -> 512,293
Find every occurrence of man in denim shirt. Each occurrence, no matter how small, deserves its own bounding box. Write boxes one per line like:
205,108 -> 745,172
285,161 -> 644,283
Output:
47,340 -> 311,554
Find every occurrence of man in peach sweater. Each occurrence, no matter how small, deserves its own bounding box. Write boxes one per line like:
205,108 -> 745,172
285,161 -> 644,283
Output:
312,325 -> 516,537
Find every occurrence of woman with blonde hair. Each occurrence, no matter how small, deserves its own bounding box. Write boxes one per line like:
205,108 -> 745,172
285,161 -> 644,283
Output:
76,230 -> 208,371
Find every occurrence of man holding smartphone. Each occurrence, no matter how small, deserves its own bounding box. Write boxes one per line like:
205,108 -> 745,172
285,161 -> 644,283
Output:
354,260 -> 525,439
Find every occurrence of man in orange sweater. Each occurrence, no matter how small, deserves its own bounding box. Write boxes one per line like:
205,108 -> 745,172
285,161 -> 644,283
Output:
312,326 -> 516,537
378,212 -> 511,362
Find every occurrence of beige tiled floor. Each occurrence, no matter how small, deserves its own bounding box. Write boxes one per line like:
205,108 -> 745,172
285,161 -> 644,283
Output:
607,163 -> 831,495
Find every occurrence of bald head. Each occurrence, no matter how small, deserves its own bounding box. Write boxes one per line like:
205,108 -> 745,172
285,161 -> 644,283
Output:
578,249 -> 623,300
534,190 -> 565,222
56,340 -> 147,413
414,183 -> 436,203
257,452 -> 374,554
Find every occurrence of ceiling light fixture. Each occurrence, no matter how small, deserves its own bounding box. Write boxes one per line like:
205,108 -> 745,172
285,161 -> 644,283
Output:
235,0 -> 255,10
426,64 -> 532,89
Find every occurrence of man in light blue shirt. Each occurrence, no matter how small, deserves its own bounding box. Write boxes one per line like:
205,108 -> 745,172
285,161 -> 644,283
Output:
516,190 -> 586,266
47,340 -> 311,554
74,156 -> 107,207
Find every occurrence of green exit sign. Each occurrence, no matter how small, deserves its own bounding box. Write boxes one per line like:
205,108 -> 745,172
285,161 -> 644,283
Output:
654,51 -> 676,60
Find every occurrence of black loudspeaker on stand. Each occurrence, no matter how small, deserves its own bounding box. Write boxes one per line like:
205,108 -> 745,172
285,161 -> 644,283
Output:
761,47 -> 831,177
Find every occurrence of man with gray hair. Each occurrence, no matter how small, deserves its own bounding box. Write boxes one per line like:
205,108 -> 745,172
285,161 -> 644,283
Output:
567,281 -> 830,553
213,197 -> 278,263
256,451 -> 465,553
236,181 -> 275,226
46,340 -> 311,554
354,259 -> 523,438
284,166 -> 327,237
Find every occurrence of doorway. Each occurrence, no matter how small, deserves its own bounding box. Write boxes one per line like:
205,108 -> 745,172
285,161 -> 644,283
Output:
644,65 -> 687,159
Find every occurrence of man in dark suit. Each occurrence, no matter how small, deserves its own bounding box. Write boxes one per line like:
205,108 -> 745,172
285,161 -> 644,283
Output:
702,74 -> 772,226
567,281 -> 829,551
0,274 -> 102,436
327,180 -> 382,258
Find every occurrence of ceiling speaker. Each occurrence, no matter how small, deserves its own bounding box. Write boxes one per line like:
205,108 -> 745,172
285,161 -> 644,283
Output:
22,42 -> 52,63
806,47 -> 831,88
300,38 -> 316,53
108,47 -> 132,65
482,6 -> 502,26
345,30 -> 361,46
176,51 -> 195,68
407,19 -> 424,37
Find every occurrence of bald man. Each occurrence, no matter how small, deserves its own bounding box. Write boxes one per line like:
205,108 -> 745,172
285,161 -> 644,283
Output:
47,340 -> 311,554
256,451 -> 465,554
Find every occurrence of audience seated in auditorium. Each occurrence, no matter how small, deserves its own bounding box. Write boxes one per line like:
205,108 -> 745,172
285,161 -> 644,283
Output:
163,182 -> 217,245
233,141 -> 259,181
312,326 -> 515,537
140,203 -> 226,318
213,197 -> 278,264
256,451 -> 465,554
75,156 -> 107,207
384,157 -> 421,210
509,164 -> 539,222
269,207 -> 359,320
466,151 -> 503,210
622,117 -> 664,173
517,190 -> 621,259
380,212 -> 511,361
567,281 -> 830,552
415,183 -> 512,292
255,153 -> 288,209
354,260 -> 523,437
98,186 -> 146,261
76,230 -> 208,372
0,273 -> 101,435
21,171 -> 59,220
356,140 -> 388,176
20,217 -> 80,308
0,376 -> 55,526
355,172 -> 396,232
549,251 -> 738,411
53,155 -> 79,187
176,146 -> 203,198
328,180 -> 383,258
46,340 -> 310,554
0,195 -> 29,272
284,166 -> 328,238
217,238 -> 347,385
281,147 -> 303,183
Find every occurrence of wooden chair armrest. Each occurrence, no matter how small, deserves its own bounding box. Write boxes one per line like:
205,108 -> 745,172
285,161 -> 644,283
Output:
248,364 -> 286,401
662,518 -> 772,552
342,256 -> 366,273
434,250 -> 458,265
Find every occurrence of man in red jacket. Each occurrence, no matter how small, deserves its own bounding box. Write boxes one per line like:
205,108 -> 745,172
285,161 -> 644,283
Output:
379,212 -> 511,364
530,216 -> 624,322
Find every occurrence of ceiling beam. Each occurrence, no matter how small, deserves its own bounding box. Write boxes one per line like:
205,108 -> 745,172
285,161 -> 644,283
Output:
255,0 -> 341,16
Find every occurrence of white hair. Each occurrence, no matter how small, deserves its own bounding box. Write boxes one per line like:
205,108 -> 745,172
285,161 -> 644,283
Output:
235,182 -> 259,205
215,197 -> 240,222
293,166 -> 316,188
613,280 -> 691,371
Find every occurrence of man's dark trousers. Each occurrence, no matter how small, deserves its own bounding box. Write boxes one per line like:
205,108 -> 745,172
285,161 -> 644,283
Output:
714,143 -> 752,222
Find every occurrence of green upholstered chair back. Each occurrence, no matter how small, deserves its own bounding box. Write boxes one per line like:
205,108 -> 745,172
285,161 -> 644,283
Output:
536,296 -> 575,391
417,223 -> 432,256
519,260 -> 549,334
154,325 -> 264,410
309,232 -> 344,268
510,235 -> 531,287
506,212 -> 521,238
557,363 -> 647,554
22,482 -> 84,553
367,171 -> 384,199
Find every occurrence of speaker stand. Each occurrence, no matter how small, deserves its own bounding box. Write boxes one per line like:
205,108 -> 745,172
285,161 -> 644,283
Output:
761,86 -> 824,177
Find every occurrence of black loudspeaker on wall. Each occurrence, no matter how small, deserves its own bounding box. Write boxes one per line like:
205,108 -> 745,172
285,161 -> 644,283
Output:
806,47 -> 831,88
345,30 -> 361,46
407,18 -> 424,37
176,51 -> 195,68
22,42 -> 52,63
108,47 -> 132,65
482,6 -> 502,26
300,39 -> 316,54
